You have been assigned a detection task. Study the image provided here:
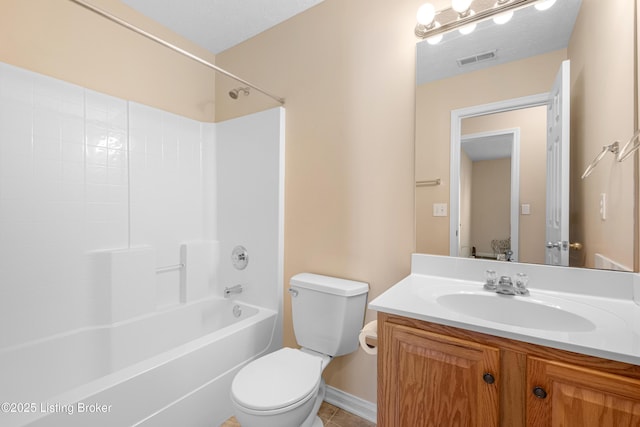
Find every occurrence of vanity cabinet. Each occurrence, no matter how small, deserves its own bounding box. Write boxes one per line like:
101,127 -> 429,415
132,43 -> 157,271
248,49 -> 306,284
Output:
527,357 -> 640,426
378,313 -> 640,427
379,322 -> 500,426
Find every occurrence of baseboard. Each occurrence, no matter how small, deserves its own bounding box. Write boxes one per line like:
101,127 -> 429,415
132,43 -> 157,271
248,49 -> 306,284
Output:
324,385 -> 377,423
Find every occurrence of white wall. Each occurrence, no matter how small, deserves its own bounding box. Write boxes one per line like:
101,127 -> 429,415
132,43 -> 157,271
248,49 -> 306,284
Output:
0,62 -> 130,347
0,62 -> 284,351
216,108 -> 285,346
128,102 -> 210,307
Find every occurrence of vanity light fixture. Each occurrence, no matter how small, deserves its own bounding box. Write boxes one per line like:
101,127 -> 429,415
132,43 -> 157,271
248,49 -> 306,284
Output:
415,0 -> 551,43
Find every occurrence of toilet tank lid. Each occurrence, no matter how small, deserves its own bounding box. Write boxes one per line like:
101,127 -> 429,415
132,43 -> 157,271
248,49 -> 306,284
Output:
290,273 -> 369,297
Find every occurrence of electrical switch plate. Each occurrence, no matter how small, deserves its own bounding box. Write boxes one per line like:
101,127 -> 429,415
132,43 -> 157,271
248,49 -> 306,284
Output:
521,204 -> 531,215
433,203 -> 448,217
600,193 -> 607,220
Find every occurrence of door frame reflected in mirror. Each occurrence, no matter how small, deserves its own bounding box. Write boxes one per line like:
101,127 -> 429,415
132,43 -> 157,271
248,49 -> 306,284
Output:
450,92 -> 550,261
459,127 -> 520,261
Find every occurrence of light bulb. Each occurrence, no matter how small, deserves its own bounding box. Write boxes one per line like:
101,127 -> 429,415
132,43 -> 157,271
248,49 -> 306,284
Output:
458,9 -> 476,35
493,10 -> 513,24
459,22 -> 476,35
427,34 -> 443,45
427,22 -> 443,44
535,0 -> 556,11
416,3 -> 436,26
452,0 -> 473,14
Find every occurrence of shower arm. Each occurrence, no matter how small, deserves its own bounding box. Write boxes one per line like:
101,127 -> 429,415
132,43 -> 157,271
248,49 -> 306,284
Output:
67,0 -> 285,105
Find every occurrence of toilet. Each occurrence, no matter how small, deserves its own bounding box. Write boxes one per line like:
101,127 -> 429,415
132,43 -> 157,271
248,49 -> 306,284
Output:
230,273 -> 369,427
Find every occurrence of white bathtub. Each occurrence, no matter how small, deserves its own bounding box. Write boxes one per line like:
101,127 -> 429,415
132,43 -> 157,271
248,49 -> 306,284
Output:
0,297 -> 278,427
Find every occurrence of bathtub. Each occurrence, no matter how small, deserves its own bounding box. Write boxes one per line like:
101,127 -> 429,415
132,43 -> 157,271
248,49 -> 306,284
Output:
0,297 -> 278,427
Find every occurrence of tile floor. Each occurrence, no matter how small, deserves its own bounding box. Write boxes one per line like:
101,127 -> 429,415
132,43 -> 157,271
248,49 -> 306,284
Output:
220,401 -> 376,427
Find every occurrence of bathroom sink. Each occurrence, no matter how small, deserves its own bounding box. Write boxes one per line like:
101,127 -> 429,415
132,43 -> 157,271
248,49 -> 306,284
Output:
436,292 -> 596,332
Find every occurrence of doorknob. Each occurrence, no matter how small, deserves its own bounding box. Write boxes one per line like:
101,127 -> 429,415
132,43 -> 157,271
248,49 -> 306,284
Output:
545,241 -> 582,251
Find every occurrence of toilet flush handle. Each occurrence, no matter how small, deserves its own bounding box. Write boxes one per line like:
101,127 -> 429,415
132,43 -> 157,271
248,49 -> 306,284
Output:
288,288 -> 299,297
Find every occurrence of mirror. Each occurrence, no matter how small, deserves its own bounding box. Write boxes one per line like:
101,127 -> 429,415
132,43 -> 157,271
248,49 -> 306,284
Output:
415,0 -> 637,271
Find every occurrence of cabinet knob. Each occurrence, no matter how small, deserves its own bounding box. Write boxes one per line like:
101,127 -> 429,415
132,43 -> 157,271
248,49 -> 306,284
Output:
482,373 -> 495,384
532,386 -> 548,399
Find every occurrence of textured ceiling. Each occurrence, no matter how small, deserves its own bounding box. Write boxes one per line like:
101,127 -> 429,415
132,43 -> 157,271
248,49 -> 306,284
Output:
121,0 -> 326,54
462,133 -> 514,161
417,0 -> 582,85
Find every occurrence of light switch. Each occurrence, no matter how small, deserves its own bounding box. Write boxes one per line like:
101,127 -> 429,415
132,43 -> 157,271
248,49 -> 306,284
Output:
521,204 -> 531,215
433,203 -> 448,217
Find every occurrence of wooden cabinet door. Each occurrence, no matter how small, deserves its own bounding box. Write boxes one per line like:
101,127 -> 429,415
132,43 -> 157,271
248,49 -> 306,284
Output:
528,356 -> 640,427
379,323 -> 500,427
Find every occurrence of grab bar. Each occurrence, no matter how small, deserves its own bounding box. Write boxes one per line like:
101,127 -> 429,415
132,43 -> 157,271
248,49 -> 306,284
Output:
156,263 -> 185,274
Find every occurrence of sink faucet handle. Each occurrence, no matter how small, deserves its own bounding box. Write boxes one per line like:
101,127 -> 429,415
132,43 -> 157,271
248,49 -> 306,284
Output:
483,269 -> 498,291
515,273 -> 530,296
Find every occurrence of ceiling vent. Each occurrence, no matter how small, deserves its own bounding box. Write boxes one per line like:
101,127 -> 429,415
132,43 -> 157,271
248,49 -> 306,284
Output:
457,50 -> 497,67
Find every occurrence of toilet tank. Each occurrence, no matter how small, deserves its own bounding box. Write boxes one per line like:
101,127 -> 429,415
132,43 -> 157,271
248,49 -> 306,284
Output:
289,273 -> 369,357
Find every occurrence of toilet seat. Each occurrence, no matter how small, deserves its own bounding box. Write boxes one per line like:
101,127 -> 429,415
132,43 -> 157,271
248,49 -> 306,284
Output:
231,347 -> 323,413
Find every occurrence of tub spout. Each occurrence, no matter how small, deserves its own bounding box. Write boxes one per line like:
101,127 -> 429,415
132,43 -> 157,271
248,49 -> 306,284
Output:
224,284 -> 243,298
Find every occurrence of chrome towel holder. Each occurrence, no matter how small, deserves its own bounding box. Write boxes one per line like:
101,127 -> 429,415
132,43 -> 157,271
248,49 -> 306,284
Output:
581,130 -> 640,179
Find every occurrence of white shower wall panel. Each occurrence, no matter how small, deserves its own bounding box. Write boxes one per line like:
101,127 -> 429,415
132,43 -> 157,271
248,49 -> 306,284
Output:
0,61 -> 284,355
128,103 -> 211,307
216,108 -> 285,318
0,63 -> 130,347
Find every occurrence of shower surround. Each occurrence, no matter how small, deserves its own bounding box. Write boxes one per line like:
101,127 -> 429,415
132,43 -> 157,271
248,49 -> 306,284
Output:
0,61 -> 284,426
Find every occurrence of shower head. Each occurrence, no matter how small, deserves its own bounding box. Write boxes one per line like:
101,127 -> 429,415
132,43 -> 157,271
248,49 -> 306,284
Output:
228,87 -> 250,99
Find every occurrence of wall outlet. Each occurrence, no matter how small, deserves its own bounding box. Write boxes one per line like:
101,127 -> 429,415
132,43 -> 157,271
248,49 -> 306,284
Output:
600,193 -> 607,220
433,203 -> 448,217
521,204 -> 531,215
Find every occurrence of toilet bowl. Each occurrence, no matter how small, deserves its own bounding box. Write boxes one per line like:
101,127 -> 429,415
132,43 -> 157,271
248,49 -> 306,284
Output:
230,273 -> 369,427
231,348 -> 327,427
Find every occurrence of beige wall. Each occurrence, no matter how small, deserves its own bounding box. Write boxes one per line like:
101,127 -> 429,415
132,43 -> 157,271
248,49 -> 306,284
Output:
416,49 -> 567,254
216,0 -> 417,403
1,0 -> 417,405
0,0 -> 217,122
462,106 -> 547,264
568,0 -> 635,269
469,158 -> 511,256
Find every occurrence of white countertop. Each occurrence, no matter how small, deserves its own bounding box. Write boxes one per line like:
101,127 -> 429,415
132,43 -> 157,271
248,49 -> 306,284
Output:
370,273 -> 640,365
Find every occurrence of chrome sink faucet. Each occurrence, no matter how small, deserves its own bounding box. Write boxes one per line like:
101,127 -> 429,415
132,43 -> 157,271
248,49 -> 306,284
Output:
497,276 -> 517,295
224,284 -> 243,298
484,270 -> 529,296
